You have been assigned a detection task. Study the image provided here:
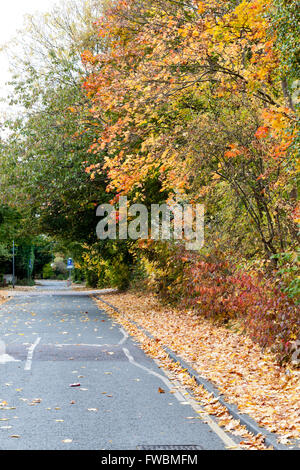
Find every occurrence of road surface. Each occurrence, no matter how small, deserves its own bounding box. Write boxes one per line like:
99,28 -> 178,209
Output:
0,281 -> 239,450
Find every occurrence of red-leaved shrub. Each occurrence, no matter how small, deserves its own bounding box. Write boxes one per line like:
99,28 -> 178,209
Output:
179,254 -> 299,364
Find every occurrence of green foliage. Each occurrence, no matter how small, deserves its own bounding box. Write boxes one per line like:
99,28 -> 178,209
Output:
0,0 -> 113,288
0,206 -> 21,272
271,0 -> 300,86
272,251 -> 300,302
85,270 -> 99,288
42,263 -> 55,280
14,244 -> 35,280
105,258 -> 130,291
32,237 -> 54,278
72,267 -> 85,284
0,0 -> 109,247
17,278 -> 35,287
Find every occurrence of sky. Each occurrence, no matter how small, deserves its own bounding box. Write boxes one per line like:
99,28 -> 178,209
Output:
0,0 -> 57,117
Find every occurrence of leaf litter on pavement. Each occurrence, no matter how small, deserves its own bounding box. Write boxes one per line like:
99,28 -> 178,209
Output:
96,291 -> 300,450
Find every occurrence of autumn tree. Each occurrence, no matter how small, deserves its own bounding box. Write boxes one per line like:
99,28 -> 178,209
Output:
82,0 -> 298,261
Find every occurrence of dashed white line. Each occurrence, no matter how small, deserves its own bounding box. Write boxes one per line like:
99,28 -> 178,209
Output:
118,327 -> 129,345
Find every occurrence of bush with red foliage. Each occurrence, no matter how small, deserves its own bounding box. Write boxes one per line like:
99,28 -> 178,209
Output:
179,254 -> 299,365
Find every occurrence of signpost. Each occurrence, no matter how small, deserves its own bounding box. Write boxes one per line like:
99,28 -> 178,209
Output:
12,241 -> 15,289
67,258 -> 74,287
28,259 -> 32,283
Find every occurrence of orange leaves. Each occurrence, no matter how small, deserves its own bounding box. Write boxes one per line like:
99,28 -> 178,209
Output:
209,0 -> 278,101
79,0 -> 296,220
256,107 -> 296,165
196,2 -> 205,15
81,50 -> 97,65
223,150 -> 237,158
224,144 -> 243,159
291,203 -> 300,225
261,108 -> 291,135
255,126 -> 269,139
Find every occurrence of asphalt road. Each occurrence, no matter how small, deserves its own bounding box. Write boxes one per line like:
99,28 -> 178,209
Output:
0,281 -> 239,450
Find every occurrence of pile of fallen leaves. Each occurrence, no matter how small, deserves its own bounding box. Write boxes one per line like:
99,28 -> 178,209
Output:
0,295 -> 7,305
96,291 -> 300,449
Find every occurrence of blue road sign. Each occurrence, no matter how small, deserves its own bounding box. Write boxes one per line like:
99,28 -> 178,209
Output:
67,258 -> 74,270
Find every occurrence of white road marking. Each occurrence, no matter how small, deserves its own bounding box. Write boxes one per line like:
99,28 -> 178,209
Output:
123,347 -> 240,450
0,340 -> 20,364
48,327 -> 128,347
24,337 -> 41,371
54,343 -> 107,347
118,328 -> 129,345
123,347 -> 186,403
52,343 -> 119,347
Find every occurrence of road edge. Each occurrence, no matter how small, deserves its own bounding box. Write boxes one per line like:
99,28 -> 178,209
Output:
95,295 -> 291,451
